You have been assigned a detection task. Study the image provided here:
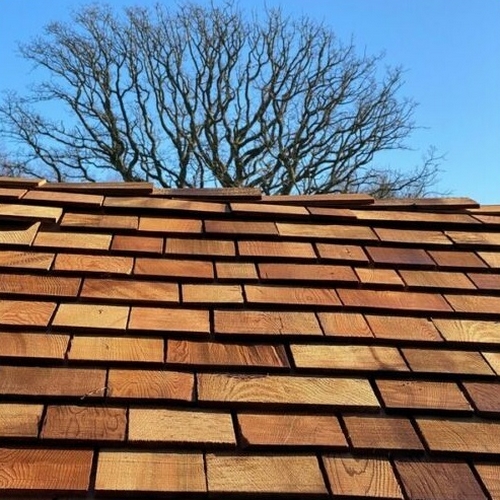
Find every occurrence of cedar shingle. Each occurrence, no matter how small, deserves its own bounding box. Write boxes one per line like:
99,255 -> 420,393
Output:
316,243 -> 369,263
277,222 -> 377,240
323,456 -> 403,499
394,460 -> 486,500
258,263 -> 358,283
54,253 -> 133,274
468,273 -> 500,290
198,373 -> 379,408
365,315 -> 442,342
105,195 -> 225,212
446,231 -> 500,246
138,217 -> 202,233
417,418 -> 500,454
238,240 -> 316,259
34,231 -> 111,250
23,189 -> 103,207
215,262 -> 258,280
42,406 -> 126,441
111,234 -> 163,253
238,413 -> 347,447
129,307 -> 210,334
182,284 -> 243,303
134,257 -> 213,279
166,238 -> 235,256
206,454 -> 327,495
366,246 -> 435,266
291,344 -> 408,371
108,369 -> 194,401
0,221 -> 40,246
0,273 -> 80,297
344,416 -> 423,450
430,249 -> 487,268
0,299 -> 56,326
0,366 -> 106,397
95,451 -> 206,493
61,212 -> 138,229
230,201 -> 308,216
474,464 -> 500,500
432,318 -> 500,343
483,352 -> 500,374
167,339 -> 288,368
0,448 -> 93,491
318,312 -> 373,337
375,228 -> 451,245
0,203 -> 62,223
479,251 -> 500,268
402,348 -> 494,375
399,270 -> 475,289
81,278 -> 179,303
445,294 -> 500,315
245,284 -> 340,306
0,403 -> 43,437
205,219 -> 278,235
128,408 -> 235,445
0,250 -> 54,270
376,380 -> 472,412
355,267 -> 404,286
0,332 -> 69,359
214,310 -> 322,336
353,209 -> 476,224
69,336 -> 164,363
464,382 -> 500,414
53,304 -> 129,330
339,289 -> 451,313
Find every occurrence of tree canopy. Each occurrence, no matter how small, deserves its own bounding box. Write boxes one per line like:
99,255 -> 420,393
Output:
0,2 -> 440,196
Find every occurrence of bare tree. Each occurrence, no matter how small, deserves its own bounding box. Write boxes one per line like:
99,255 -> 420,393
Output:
0,2 -> 440,195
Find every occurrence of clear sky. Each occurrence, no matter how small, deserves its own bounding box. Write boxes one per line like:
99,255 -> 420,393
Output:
1,0 -> 499,202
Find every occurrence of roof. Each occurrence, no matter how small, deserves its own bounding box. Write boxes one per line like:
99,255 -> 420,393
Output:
0,176 -> 500,499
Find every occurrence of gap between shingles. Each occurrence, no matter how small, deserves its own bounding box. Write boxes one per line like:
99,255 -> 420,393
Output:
315,453 -> 334,498
87,447 -> 100,496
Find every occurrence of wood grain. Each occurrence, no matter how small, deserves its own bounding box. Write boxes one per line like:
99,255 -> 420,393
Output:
277,222 -> 377,241
0,203 -> 62,223
61,212 -> 137,229
105,195 -> 225,212
42,405 -> 126,441
198,373 -> 379,408
69,335 -> 164,363
318,312 -> 373,337
214,310 -> 322,335
134,257 -> 213,279
446,230 -> 500,246
366,315 -> 442,341
34,231 -> 111,250
0,300 -> 56,326
400,270 -> 475,289
474,464 -> 500,500
0,404 -> 43,437
291,344 -> 408,371
205,219 -> 278,235
206,453 -> 327,495
343,416 -> 423,450
323,456 -> 403,499
138,217 -> 202,233
95,451 -> 206,493
0,366 -> 106,397
376,380 -> 472,412
446,294 -> 500,315
129,307 -> 209,333
54,253 -> 133,274
464,382 -> 500,414
23,189 -> 103,207
81,278 -> 179,303
238,413 -> 347,447
0,332 -> 69,360
482,352 -> 500,374
182,284 -> 243,303
238,240 -> 316,258
166,237 -> 235,256
430,249 -> 488,268
479,251 -> 500,268
230,201 -> 308,216
355,267 -> 404,286
245,284 -> 340,306
365,246 -> 435,266
129,408 -> 235,445
402,348 -> 494,375
316,243 -> 369,262
167,339 -> 288,368
53,304 -> 130,330
0,221 -> 40,246
215,262 -> 258,280
108,369 -> 193,401
417,418 -> 500,454
259,263 -> 358,283
0,448 -> 93,491
0,250 -> 54,270
432,318 -> 500,343
0,273 -> 80,297
375,228 -> 452,245
111,234 -> 163,254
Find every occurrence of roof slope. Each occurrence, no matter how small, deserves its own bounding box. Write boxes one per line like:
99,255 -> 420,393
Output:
0,176 -> 500,499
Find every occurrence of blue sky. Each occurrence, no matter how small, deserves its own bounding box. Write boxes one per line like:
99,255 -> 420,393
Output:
0,0 -> 499,202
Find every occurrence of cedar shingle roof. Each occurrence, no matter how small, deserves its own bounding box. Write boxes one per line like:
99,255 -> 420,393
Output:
1,175 -> 500,498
